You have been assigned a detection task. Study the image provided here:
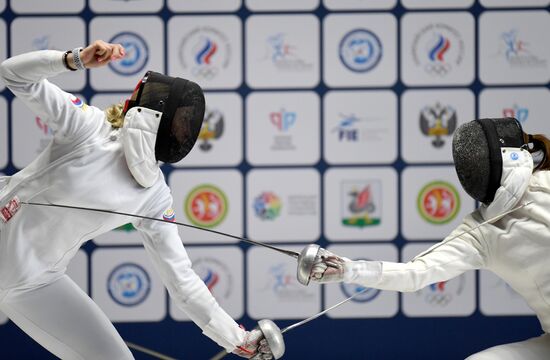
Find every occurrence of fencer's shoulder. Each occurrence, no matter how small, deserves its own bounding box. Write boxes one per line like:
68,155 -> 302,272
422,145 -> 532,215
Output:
529,170 -> 550,189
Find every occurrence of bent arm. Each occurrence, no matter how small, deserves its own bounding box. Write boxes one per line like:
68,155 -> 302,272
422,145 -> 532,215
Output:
135,195 -> 245,352
0,50 -> 96,140
344,219 -> 487,292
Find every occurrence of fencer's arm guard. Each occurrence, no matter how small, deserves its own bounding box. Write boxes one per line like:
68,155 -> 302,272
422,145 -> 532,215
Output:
0,50 -> 100,140
344,214 -> 487,292
135,192 -> 245,352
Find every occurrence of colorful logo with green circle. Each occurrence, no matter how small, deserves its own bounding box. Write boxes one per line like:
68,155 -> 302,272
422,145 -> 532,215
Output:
185,184 -> 228,228
417,181 -> 460,224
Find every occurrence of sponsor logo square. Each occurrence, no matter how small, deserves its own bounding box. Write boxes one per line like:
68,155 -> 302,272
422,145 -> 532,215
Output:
401,89 -> 475,164
325,244 -> 398,319
10,17 -> 86,91
247,246 -> 321,319
323,14 -> 397,88
246,91 -> 320,165
402,243 -> 476,317
479,88 -> 550,136
480,0 -> 550,7
246,15 -> 320,89
11,96 -> 83,169
92,248 -> 166,322
401,12 -> 475,86
170,246 -> 244,320
168,16 -> 242,90
169,170 -> 243,244
402,0 -> 474,9
168,0 -> 241,12
173,93 -> 243,167
324,167 -> 398,241
323,91 -> 397,164
401,166 -> 476,240
479,270 -> 535,316
0,97 -> 7,169
90,0 -> 163,13
11,0 -> 84,13
246,0 -> 319,11
247,169 -> 320,242
90,16 -> 164,90
323,0 -> 396,10
479,11 -> 549,85
66,250 -> 89,294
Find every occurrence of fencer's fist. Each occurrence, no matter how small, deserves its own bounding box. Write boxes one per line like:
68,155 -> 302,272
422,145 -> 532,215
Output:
233,329 -> 273,360
309,248 -> 350,283
68,40 -> 125,69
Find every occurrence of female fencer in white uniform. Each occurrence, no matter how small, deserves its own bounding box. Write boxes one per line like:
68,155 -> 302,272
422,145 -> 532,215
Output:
310,118 -> 550,359
0,40 -> 273,359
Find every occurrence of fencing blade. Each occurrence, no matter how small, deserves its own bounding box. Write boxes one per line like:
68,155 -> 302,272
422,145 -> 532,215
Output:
21,201 -> 300,259
281,287 -> 369,334
210,287 -> 369,360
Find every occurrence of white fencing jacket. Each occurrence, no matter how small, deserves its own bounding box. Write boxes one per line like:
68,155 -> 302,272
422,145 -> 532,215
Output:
345,170 -> 550,333
0,50 -> 245,351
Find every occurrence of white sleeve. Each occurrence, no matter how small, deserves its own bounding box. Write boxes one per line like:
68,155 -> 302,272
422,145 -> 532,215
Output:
0,50 -> 100,141
343,216 -> 487,292
134,191 -> 245,352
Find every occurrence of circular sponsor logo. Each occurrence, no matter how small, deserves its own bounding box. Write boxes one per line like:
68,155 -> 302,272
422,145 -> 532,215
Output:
108,32 -> 149,76
185,184 -> 228,228
179,26 -> 231,80
417,181 -> 460,224
107,263 -> 151,306
253,192 -> 282,220
193,257 -> 233,299
510,152 -> 519,161
339,29 -> 383,73
411,23 -> 464,77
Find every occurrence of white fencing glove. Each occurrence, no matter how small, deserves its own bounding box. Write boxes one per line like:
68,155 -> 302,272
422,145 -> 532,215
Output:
233,329 -> 273,360
309,248 -> 350,283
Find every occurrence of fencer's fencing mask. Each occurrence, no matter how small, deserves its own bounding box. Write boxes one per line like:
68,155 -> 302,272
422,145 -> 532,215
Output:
452,118 -> 528,204
124,71 -> 205,163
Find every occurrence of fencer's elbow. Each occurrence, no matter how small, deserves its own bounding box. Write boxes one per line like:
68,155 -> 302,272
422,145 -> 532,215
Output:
0,59 -> 23,88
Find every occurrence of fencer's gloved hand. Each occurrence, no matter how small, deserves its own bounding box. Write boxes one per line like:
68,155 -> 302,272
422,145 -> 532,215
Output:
309,248 -> 350,283
233,329 -> 273,360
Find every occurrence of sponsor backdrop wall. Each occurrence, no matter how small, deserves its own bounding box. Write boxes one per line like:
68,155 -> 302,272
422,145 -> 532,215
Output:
0,0 -> 549,359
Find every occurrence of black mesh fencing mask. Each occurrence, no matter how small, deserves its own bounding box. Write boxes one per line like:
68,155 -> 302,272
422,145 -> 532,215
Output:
124,71 -> 205,163
452,117 -> 526,204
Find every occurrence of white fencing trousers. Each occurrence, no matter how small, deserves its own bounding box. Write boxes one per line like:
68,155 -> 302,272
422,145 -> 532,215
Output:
466,334 -> 550,360
0,275 -> 134,360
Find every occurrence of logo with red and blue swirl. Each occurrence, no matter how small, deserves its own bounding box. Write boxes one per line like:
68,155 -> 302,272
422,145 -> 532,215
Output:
196,37 -> 217,65
179,27 -> 231,80
412,23 -> 464,77
194,257 -> 233,299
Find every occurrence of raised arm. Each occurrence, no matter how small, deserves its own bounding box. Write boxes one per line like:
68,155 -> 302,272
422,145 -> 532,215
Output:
0,41 -> 124,140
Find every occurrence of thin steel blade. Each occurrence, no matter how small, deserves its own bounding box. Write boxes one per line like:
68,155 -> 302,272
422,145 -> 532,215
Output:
22,202 -> 300,259
281,287 -> 369,334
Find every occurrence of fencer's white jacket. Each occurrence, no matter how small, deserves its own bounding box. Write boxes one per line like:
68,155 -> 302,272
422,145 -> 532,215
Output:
0,50 -> 245,351
345,169 -> 550,333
